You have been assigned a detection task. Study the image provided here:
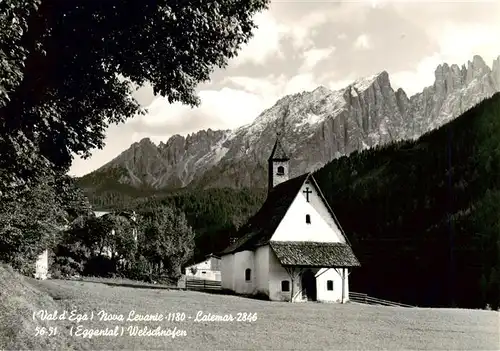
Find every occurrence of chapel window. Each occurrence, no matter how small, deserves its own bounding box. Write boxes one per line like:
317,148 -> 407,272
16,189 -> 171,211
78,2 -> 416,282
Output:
245,268 -> 251,281
327,280 -> 334,291
281,280 -> 290,292
277,166 -> 285,175
306,214 -> 311,224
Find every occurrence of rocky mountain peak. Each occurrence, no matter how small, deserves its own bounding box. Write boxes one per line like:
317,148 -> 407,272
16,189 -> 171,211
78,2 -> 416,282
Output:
492,56 -> 500,89
132,137 -> 154,147
350,71 -> 388,91
82,54 -> 500,190
312,85 -> 330,94
465,55 -> 491,84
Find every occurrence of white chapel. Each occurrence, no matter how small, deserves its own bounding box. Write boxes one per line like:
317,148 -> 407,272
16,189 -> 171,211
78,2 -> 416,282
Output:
219,134 -> 360,302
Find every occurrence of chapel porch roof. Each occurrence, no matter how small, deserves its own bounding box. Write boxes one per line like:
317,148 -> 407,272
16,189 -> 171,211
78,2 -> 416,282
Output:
270,241 -> 361,268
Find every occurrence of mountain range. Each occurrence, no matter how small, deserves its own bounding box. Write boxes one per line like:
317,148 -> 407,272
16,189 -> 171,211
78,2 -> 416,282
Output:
77,54 -> 500,192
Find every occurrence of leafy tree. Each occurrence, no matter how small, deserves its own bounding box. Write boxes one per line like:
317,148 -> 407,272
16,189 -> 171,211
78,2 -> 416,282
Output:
0,0 -> 269,197
54,174 -> 93,222
64,214 -> 102,254
98,214 -> 137,263
54,212 -> 138,277
80,185 -> 266,264
0,176 -> 66,274
138,206 -> 195,279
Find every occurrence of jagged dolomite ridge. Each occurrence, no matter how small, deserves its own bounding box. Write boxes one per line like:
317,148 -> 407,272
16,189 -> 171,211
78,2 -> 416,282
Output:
87,55 -> 500,189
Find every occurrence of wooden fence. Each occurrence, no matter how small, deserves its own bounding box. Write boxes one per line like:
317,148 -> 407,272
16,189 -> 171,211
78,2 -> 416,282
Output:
185,278 -> 222,291
349,291 -> 415,308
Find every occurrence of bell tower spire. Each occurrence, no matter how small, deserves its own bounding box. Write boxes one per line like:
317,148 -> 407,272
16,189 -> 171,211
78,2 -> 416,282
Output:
268,132 -> 290,194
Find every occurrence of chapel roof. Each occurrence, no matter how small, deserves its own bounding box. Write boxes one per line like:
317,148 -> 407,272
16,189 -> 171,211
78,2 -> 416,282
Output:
219,172 -> 310,255
219,171 -> 354,258
270,241 -> 360,268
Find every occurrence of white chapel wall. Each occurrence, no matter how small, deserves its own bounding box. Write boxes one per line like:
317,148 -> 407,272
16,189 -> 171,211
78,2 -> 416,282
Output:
271,182 -> 344,243
267,248 -> 350,303
220,254 -> 234,290
268,248 -> 305,302
254,245 -> 270,296
232,250 -> 255,295
306,181 -> 346,244
315,268 -> 349,303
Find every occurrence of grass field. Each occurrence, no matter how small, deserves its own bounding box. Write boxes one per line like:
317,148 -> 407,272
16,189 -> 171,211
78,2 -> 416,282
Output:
1,268 -> 499,350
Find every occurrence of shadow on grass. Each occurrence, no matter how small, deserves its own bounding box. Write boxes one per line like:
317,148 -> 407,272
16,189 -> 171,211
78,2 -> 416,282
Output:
76,278 -> 180,291
100,281 -> 178,290
188,288 -> 272,301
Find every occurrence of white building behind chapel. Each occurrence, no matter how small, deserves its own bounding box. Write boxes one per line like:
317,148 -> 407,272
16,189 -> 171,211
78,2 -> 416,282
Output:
184,254 -> 221,281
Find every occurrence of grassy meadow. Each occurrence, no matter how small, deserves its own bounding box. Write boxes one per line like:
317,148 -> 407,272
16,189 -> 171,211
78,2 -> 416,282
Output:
1,265 -> 498,351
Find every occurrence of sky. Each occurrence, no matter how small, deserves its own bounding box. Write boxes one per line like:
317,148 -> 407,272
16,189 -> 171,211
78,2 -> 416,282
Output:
69,0 -> 500,177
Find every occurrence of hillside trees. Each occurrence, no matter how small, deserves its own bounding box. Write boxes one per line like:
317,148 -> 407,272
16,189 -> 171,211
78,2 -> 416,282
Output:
52,205 -> 195,282
138,206 -> 195,279
131,188 -> 266,264
52,213 -> 138,277
54,175 -> 94,222
99,214 -> 137,263
0,0 -> 269,198
314,93 -> 500,309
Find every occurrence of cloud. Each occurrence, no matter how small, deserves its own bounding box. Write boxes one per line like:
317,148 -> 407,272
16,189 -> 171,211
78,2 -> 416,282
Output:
230,8 -> 332,67
283,74 -> 318,95
300,47 -> 336,72
130,87 -> 267,132
327,77 -> 358,91
353,34 -> 372,50
286,12 -> 330,50
226,73 -> 320,100
390,54 -> 443,96
230,11 -> 289,67
225,76 -> 281,100
431,22 -> 500,66
391,21 -> 500,96
131,84 -> 154,106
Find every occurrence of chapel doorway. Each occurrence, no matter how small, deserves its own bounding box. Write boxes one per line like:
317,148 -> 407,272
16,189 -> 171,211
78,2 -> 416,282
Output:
301,269 -> 317,301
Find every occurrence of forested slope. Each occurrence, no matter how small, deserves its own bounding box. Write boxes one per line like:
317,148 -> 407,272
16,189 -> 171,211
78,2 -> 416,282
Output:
314,93 -> 500,309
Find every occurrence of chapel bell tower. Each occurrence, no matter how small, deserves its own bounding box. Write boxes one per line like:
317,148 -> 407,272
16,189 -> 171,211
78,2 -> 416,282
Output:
268,132 -> 290,194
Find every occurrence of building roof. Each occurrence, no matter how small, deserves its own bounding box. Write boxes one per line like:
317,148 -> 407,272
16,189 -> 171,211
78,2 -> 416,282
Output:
186,256 -> 221,271
268,136 -> 290,161
219,173 -> 309,255
220,172 -> 353,257
270,241 -> 360,268
94,210 -> 137,222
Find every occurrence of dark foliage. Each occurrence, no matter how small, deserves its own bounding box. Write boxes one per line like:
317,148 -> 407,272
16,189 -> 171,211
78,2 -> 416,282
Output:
82,187 -> 266,264
314,93 -> 500,309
